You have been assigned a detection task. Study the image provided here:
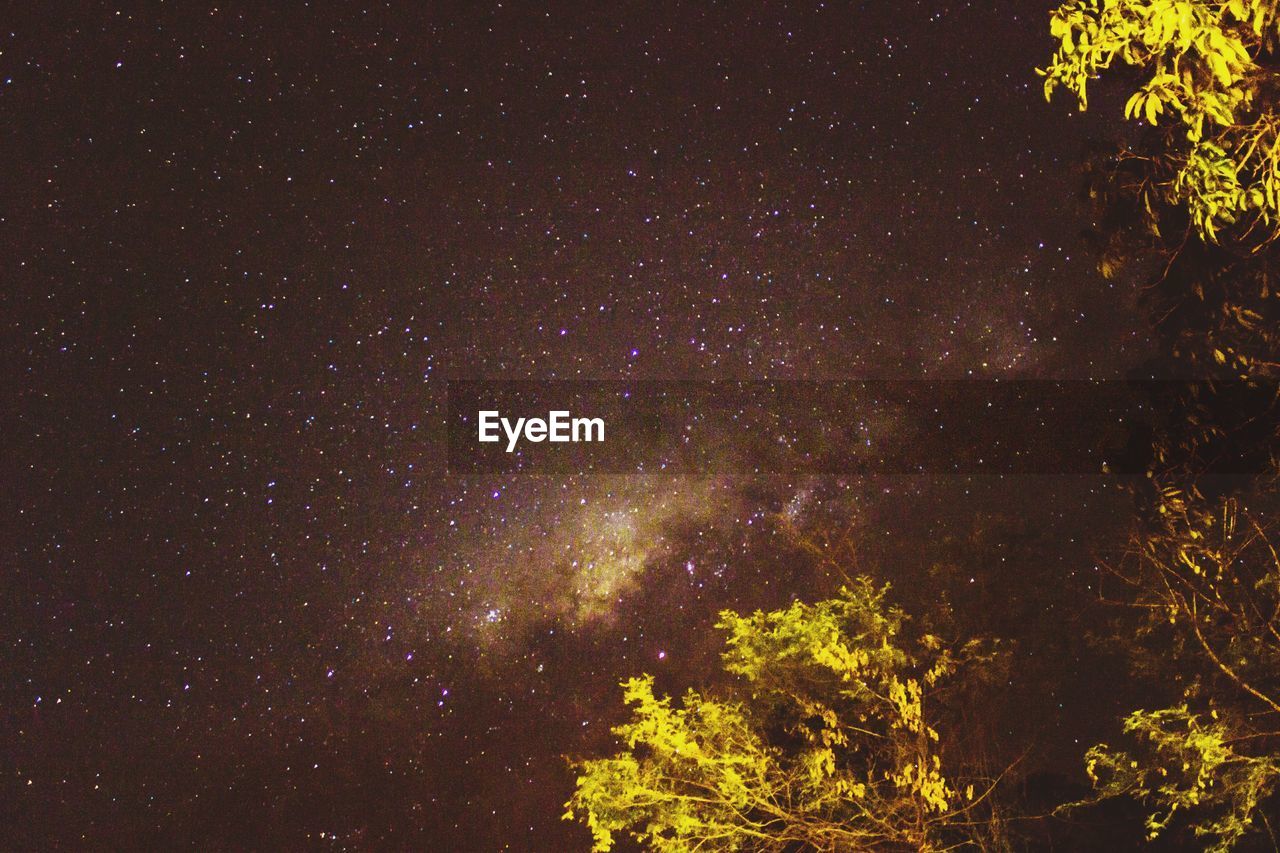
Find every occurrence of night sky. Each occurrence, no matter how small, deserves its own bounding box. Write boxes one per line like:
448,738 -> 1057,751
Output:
5,2 -> 1158,849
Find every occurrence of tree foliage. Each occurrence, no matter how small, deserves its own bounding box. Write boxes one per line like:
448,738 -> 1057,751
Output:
1085,705 -> 1279,849
564,578 -> 1001,851
1041,0 -> 1280,245
1084,489 -> 1280,847
1040,1 -> 1280,395
1040,6 -> 1280,845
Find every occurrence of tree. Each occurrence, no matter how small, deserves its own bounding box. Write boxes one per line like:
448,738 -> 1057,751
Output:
1081,486 -> 1280,849
1040,4 -> 1280,845
1041,0 -> 1280,246
1040,0 -> 1280,386
563,577 -> 1003,851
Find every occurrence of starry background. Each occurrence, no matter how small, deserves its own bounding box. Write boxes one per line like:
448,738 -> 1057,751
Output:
4,1 -> 1155,849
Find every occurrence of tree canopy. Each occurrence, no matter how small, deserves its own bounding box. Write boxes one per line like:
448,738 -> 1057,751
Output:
1041,0 -> 1280,245
1040,2 -> 1280,847
564,578 -> 1002,852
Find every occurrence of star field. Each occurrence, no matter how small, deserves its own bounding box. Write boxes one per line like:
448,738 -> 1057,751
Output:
5,2 -> 1152,848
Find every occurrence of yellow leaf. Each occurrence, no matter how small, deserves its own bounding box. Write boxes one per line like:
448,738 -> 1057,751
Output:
1145,94 -> 1161,125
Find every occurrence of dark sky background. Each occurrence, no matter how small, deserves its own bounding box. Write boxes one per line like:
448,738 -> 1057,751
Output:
4,2 -> 1158,849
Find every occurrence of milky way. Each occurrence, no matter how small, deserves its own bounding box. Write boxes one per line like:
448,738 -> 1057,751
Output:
6,2 -> 1152,848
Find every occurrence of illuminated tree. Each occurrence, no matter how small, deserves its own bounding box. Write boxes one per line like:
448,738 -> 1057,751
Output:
1083,487 -> 1280,849
1039,10 -> 1280,845
1040,0 -> 1280,385
563,578 -> 1003,851
1041,0 -> 1280,245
